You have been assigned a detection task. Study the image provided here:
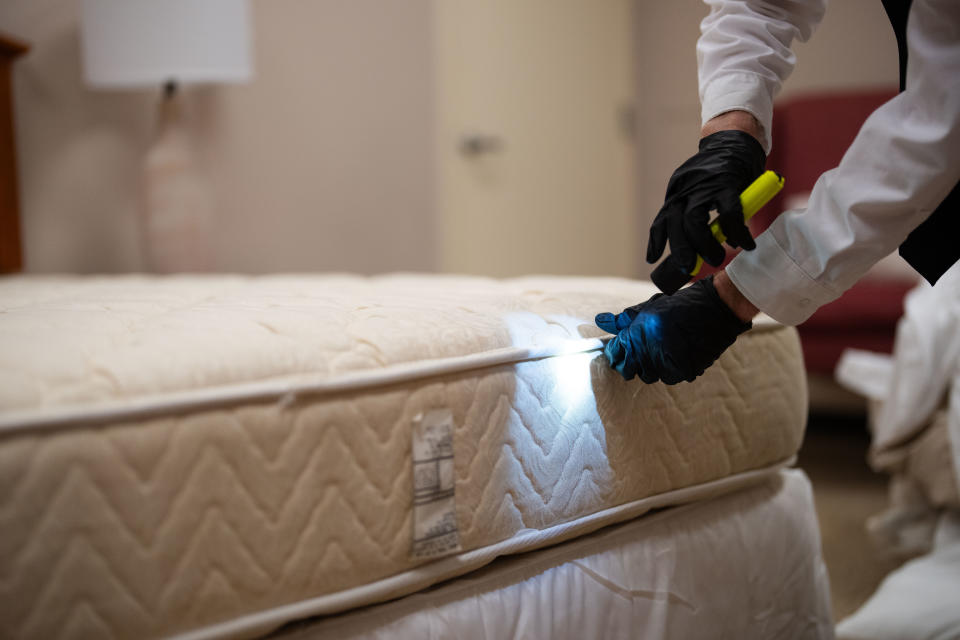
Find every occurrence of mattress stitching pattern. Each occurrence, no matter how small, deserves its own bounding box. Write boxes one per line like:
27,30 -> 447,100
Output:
0,275 -> 807,639
174,458 -> 797,640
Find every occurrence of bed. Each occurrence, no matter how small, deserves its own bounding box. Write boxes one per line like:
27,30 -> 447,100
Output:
277,469 -> 831,640
0,273 -> 832,639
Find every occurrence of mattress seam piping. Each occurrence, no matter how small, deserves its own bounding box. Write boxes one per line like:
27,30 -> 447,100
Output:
0,339 -> 606,435
1,320 -> 789,436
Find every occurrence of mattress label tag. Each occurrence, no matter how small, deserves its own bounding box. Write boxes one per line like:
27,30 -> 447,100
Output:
411,409 -> 461,559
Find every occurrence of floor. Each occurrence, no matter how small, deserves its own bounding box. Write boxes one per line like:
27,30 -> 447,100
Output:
798,413 -> 904,622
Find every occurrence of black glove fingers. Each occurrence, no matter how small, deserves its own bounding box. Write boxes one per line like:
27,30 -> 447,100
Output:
594,312 -> 618,334
614,310 -> 636,331
602,334 -> 625,365
681,206 -> 725,267
665,214 -> 697,274
646,204 -> 673,264
597,276 -> 753,385
603,334 -> 638,381
649,129 -> 765,271
715,191 -> 756,251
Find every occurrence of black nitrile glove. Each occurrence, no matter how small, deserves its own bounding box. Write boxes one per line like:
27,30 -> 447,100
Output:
594,276 -> 752,384
647,130 -> 766,273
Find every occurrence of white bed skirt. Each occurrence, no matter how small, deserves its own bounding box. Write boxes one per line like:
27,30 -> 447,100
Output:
274,469 -> 834,640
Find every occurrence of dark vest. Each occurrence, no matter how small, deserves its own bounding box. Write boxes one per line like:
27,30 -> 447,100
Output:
883,0 -> 960,284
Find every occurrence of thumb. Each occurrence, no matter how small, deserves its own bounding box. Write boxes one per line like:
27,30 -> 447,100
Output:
595,312 -> 619,334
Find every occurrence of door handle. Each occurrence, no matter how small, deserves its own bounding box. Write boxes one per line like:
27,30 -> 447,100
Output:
459,134 -> 504,156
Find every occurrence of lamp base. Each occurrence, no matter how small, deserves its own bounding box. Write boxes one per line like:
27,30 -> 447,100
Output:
141,85 -> 214,273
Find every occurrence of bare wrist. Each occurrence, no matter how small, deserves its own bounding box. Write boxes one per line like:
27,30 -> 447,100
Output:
713,270 -> 758,323
701,110 -> 764,146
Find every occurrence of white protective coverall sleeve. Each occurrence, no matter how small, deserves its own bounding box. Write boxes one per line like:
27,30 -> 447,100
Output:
697,0 -> 826,154
698,0 -> 960,326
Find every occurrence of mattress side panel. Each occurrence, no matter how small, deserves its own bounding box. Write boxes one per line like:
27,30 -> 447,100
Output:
0,326 -> 805,639
457,324 -> 807,545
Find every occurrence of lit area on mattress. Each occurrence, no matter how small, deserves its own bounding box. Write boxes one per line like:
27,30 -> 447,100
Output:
548,351 -> 598,416
502,311 -> 603,418
503,309 -> 607,431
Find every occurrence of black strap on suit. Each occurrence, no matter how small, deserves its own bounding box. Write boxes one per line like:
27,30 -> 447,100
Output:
882,0 -> 960,284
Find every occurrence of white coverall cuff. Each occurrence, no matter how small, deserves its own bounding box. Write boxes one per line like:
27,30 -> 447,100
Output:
725,229 -> 840,326
700,72 -> 773,154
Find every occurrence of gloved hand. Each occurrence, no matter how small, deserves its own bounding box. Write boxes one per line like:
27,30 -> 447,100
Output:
647,130 -> 766,273
594,276 -> 752,384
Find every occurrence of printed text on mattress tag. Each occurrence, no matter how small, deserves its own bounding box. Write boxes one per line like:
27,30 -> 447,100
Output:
411,409 -> 461,559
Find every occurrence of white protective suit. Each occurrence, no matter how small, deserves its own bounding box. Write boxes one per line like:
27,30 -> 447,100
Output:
696,0 -> 960,326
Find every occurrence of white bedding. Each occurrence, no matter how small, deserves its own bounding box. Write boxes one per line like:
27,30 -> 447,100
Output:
837,513 -> 960,640
0,274 -> 809,639
277,469 -> 833,640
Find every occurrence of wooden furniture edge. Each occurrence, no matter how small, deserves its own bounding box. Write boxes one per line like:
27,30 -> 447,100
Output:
0,32 -> 30,273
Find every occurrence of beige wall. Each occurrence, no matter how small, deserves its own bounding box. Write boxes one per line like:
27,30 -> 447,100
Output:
3,0 -> 899,277
2,0 -> 436,274
633,0 -> 899,278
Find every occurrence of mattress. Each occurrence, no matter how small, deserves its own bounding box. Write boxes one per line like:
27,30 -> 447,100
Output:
0,274 -> 809,639
277,469 -> 833,640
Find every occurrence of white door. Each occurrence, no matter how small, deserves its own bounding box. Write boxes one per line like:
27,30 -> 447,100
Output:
436,0 -> 637,278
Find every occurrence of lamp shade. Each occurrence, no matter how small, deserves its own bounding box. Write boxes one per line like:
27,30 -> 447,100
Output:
80,0 -> 253,88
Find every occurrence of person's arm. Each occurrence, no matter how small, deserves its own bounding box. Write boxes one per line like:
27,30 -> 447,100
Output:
697,0 -> 827,153
714,269 -> 758,322
700,110 -> 764,143
645,1 -> 826,281
691,0 -> 815,319
595,1 -> 824,384
727,0 -> 960,326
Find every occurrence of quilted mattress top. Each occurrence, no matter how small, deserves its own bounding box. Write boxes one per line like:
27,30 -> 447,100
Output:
0,273 -> 780,422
